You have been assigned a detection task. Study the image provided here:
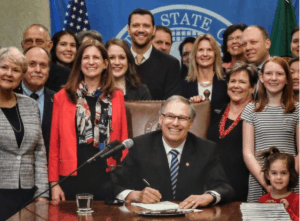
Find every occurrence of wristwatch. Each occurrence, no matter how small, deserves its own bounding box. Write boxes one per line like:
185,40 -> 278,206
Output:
205,191 -> 220,205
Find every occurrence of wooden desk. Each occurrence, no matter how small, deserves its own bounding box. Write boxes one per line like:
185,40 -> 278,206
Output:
8,201 -> 242,221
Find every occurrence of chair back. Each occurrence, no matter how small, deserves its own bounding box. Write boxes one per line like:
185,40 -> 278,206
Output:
125,101 -> 211,139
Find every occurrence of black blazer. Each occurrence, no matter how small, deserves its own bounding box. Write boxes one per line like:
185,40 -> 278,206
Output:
46,62 -> 70,92
14,85 -> 55,158
112,130 -> 234,202
135,47 -> 182,100
181,74 -> 229,121
124,83 -> 152,101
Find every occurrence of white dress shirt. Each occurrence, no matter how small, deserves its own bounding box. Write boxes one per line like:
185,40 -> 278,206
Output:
131,45 -> 153,65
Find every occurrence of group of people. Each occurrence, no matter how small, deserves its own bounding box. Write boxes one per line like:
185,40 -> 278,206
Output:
0,7 -> 299,221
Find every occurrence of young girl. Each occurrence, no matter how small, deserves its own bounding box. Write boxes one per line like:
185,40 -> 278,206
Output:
259,147 -> 299,221
242,56 -> 299,202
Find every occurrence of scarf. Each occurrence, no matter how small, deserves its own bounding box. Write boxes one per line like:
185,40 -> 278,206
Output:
76,81 -> 112,150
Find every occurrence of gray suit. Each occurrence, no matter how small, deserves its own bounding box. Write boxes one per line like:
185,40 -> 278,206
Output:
0,93 -> 48,198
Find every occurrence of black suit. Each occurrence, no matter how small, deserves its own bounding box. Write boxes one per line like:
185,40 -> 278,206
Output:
181,74 -> 229,121
112,131 -> 234,202
124,83 -> 152,101
14,85 -> 55,158
135,47 -> 182,100
46,62 -> 70,92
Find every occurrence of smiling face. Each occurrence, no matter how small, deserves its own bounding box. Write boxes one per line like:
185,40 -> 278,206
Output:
290,60 -> 299,92
227,29 -> 243,57
81,46 -> 108,82
56,34 -> 77,64
24,47 -> 49,92
159,100 -> 193,148
127,14 -> 156,49
107,44 -> 128,80
0,59 -> 23,91
152,29 -> 172,54
242,27 -> 271,66
227,70 -> 254,105
260,61 -> 287,97
196,40 -> 215,69
266,159 -> 290,193
291,31 -> 299,57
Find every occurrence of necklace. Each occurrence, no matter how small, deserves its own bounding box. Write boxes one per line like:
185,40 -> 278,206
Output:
219,104 -> 242,139
11,105 -> 22,132
199,80 -> 213,87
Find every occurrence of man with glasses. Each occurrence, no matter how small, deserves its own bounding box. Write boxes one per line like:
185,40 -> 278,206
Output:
112,95 -> 233,208
21,24 -> 70,92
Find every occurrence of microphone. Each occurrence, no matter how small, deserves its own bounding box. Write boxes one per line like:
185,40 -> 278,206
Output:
100,138 -> 134,159
87,139 -> 133,163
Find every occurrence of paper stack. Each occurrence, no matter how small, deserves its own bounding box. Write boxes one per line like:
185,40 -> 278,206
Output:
240,203 -> 291,221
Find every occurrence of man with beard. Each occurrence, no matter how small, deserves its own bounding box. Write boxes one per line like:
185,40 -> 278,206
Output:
127,8 -> 181,100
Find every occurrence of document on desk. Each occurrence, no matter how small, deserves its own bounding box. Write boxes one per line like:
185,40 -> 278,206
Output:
240,203 -> 291,220
131,201 -> 179,211
131,201 -> 202,213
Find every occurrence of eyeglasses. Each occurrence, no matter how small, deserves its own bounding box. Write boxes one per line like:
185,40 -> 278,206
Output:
161,113 -> 191,122
227,36 -> 242,42
23,38 -> 47,46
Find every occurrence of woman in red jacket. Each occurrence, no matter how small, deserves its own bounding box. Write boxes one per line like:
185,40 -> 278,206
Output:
49,40 -> 128,201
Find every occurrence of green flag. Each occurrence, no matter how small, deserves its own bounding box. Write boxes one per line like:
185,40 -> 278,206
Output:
270,0 -> 297,57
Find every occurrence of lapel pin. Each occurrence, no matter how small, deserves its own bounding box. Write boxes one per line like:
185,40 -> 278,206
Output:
186,162 -> 190,167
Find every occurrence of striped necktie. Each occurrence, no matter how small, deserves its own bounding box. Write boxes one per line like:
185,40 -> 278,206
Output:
170,149 -> 179,199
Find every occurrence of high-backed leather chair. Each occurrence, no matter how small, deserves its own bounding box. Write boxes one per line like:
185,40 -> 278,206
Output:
125,101 -> 211,139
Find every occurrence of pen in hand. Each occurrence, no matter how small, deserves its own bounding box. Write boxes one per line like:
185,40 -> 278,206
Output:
143,178 -> 151,187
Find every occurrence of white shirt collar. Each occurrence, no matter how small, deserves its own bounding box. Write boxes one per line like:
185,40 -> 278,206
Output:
131,45 -> 153,64
162,137 -> 185,157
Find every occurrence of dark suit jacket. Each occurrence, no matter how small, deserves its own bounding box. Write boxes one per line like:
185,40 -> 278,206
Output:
46,62 -> 70,92
112,130 -> 234,202
181,74 -> 229,121
125,83 -> 152,101
135,47 -> 182,100
14,85 -> 55,158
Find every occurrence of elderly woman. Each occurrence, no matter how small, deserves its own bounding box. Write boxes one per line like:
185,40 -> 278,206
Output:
207,61 -> 257,201
181,34 -> 229,121
49,40 -> 128,201
105,38 -> 151,100
51,29 -> 78,69
0,47 -> 48,220
222,24 -> 248,69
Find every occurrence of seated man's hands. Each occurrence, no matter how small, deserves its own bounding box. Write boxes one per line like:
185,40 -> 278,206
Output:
126,187 -> 162,203
179,194 -> 214,209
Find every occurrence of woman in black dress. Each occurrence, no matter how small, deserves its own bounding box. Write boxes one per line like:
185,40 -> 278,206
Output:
207,61 -> 258,201
105,39 -> 151,101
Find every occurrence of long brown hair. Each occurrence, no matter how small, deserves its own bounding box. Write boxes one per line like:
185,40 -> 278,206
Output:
64,40 -> 115,104
255,56 -> 295,113
187,34 -> 223,82
105,38 -> 142,88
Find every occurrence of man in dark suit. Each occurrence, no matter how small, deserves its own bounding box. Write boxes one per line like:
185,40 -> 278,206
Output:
21,24 -> 70,92
242,25 -> 271,99
15,47 -> 54,157
112,95 -> 234,208
127,9 -> 181,100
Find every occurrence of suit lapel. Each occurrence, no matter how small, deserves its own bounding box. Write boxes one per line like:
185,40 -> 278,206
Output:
150,135 -> 173,200
176,134 -> 198,198
42,88 -> 52,128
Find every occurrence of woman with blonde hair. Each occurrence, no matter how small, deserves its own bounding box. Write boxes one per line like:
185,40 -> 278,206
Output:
181,34 -> 228,120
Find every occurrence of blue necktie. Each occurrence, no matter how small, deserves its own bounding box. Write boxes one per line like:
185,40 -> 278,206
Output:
170,149 -> 179,199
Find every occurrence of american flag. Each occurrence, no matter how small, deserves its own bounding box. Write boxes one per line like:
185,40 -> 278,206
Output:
63,0 -> 91,32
